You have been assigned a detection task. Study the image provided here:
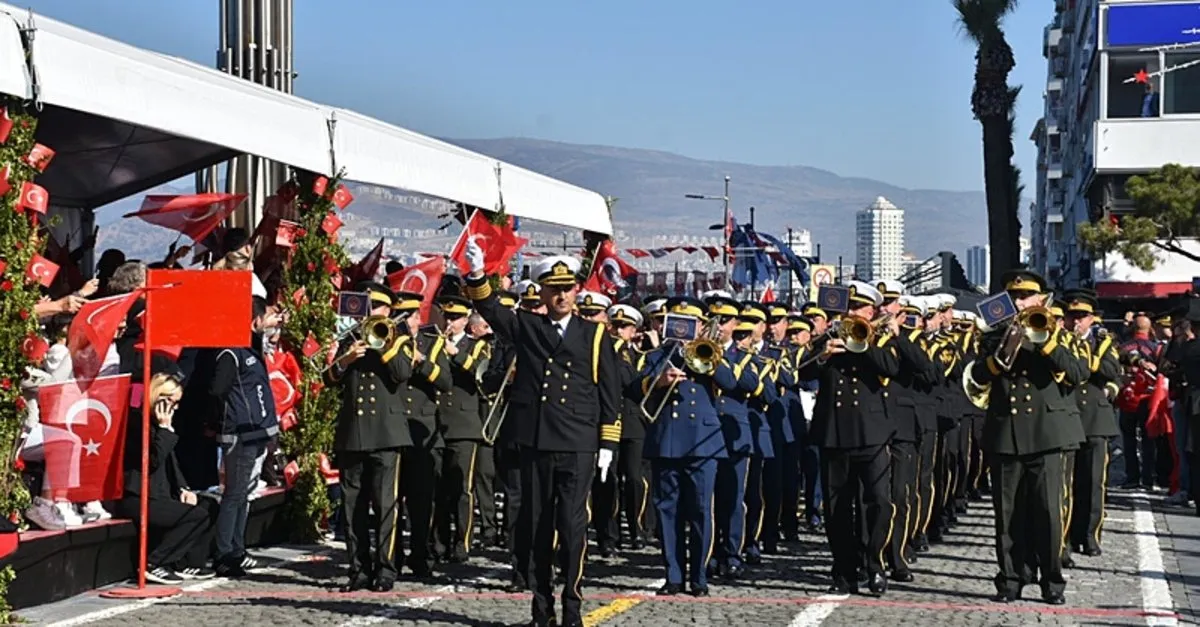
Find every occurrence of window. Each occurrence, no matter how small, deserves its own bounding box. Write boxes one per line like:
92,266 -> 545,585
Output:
1106,53 -> 1159,118
1164,52 -> 1200,114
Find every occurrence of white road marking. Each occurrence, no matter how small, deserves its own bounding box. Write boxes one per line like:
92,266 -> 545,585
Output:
1132,496 -> 1178,626
787,594 -> 848,627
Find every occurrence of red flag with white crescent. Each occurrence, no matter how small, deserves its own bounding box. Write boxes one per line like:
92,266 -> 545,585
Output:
449,210 -> 528,276
124,193 -> 246,243
67,291 -> 142,381
37,374 -> 132,502
582,239 -> 638,297
25,253 -> 59,287
387,255 -> 446,323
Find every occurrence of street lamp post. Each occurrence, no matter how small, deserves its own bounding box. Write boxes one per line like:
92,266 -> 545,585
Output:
685,175 -> 731,289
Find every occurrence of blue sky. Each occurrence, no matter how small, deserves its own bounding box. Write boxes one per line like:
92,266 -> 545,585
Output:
22,0 -> 1052,193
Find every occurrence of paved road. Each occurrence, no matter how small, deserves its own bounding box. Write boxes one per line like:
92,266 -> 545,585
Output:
17,490 -> 1191,626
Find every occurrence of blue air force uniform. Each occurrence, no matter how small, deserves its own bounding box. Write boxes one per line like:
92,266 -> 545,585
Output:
638,297 -> 735,596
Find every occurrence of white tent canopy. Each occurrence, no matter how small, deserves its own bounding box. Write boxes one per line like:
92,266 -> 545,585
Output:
0,3 -> 612,234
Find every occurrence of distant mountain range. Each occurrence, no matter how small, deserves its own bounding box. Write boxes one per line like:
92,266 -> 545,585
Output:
92,138 -> 1012,263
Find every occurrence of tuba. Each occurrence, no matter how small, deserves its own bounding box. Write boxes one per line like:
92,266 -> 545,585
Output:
962,361 -> 991,409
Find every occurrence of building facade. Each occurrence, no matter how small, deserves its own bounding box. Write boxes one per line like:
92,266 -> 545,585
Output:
965,239 -> 1032,288
1031,0 -> 1200,299
854,196 -> 905,281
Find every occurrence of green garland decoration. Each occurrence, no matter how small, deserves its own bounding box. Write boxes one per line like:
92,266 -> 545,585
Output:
0,98 -> 45,624
277,170 -> 350,542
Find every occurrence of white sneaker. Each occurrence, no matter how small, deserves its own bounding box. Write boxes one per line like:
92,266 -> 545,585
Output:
53,501 -> 85,527
25,497 -> 65,531
81,501 -> 112,521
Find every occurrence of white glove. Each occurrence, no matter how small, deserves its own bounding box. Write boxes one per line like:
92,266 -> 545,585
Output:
466,236 -> 486,274
597,448 -> 614,482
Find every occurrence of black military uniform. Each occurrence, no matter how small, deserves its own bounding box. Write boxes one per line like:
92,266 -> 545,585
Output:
593,305 -> 650,554
1064,290 -> 1121,556
433,294 -> 491,562
473,290 -> 517,549
968,270 -> 1087,604
801,281 -> 900,596
326,284 -> 415,592
885,318 -> 940,582
392,293 -> 453,577
465,256 -> 621,627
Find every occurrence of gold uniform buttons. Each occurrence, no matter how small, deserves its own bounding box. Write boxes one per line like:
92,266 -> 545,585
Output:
1026,408 -> 1033,414
561,384 -> 568,391
1010,409 -> 1017,415
544,370 -> 552,376
1009,396 -> 1017,403
547,358 -> 554,364
540,395 -> 547,402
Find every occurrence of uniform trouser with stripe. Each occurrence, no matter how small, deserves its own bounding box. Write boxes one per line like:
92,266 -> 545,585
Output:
913,430 -> 937,541
523,450 -> 594,626
780,439 -> 803,536
744,454 -> 767,556
473,442 -> 498,541
434,440 -> 479,558
886,440 -> 917,573
400,446 -> 440,572
822,444 -> 893,579
496,446 -> 527,576
954,418 -> 973,509
653,456 -> 718,589
933,421 -> 962,533
1069,437 -> 1109,552
991,450 -> 1066,598
761,454 -> 785,549
339,448 -> 402,581
593,439 -> 648,546
803,443 -> 823,523
1059,449 -> 1077,560
714,454 -> 749,567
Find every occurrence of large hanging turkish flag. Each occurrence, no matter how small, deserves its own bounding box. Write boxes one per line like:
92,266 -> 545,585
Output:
124,193 -> 246,244
38,374 -> 132,502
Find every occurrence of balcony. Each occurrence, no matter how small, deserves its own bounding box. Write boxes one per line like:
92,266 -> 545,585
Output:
1044,27 -> 1063,58
1052,57 -> 1066,78
1048,77 -> 1063,92
1094,118 -> 1200,173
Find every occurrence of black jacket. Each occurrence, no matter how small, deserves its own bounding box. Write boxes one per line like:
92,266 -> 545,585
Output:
121,420 -> 188,501
803,336 -> 901,449
884,330 -> 941,443
326,333 -> 419,453
438,333 -> 490,442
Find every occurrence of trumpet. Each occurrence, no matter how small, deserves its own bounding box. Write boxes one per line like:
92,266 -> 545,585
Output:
481,357 -> 516,445
639,325 -> 724,423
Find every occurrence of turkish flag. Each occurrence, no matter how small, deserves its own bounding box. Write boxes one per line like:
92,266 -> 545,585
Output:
301,333 -> 321,358
321,212 -> 343,235
146,270 -> 252,349
312,176 -> 328,197
124,193 -> 246,243
68,291 -> 142,381
21,334 -> 49,363
582,239 -> 638,297
760,285 -> 775,304
25,253 -> 59,287
0,107 -> 11,144
38,374 -> 132,502
387,255 -> 445,323
24,143 -> 55,172
17,182 -> 48,214
276,220 -> 300,248
331,185 -> 353,210
449,210 -> 528,276
0,166 -> 9,196
344,238 -> 384,285
266,349 -> 302,417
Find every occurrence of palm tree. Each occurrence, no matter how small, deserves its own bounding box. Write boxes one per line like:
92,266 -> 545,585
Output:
954,0 -> 1022,291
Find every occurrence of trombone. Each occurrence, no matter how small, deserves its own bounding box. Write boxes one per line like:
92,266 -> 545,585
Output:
320,315 -> 400,372
992,298 -> 1056,372
639,320 -> 723,423
481,356 -> 516,445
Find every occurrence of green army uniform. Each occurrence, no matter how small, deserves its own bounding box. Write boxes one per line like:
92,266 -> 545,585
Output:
968,270 -> 1088,605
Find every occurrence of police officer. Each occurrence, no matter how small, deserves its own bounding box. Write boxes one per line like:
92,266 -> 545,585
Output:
967,269 -> 1087,605
703,292 -> 759,579
803,280 -> 899,596
1064,289 -> 1120,557
433,294 -> 491,563
326,283 -> 416,593
595,303 -> 651,553
394,291 -> 453,578
463,245 -> 621,627
638,296 -> 738,596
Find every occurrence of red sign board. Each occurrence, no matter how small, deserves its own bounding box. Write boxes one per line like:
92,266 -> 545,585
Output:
147,269 -> 252,348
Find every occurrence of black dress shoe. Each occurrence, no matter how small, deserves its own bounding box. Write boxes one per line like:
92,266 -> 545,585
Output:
743,552 -> 763,566
598,542 -> 613,559
1083,546 -> 1102,557
890,570 -> 914,583
1043,592 -> 1066,605
630,537 -> 645,551
657,583 -> 684,596
690,585 -> 710,597
914,535 -> 931,553
1062,554 -> 1076,569
762,543 -> 779,555
725,564 -> 744,580
340,572 -> 373,592
868,572 -> 888,596
828,576 -> 852,594
372,578 -> 395,592
507,572 -> 528,593
991,591 -> 1016,603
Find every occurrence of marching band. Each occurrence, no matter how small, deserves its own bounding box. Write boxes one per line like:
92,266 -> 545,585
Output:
327,240 -> 1128,626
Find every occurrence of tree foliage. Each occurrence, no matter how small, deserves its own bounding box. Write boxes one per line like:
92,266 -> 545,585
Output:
0,97 -> 47,623
1078,163 -> 1200,271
